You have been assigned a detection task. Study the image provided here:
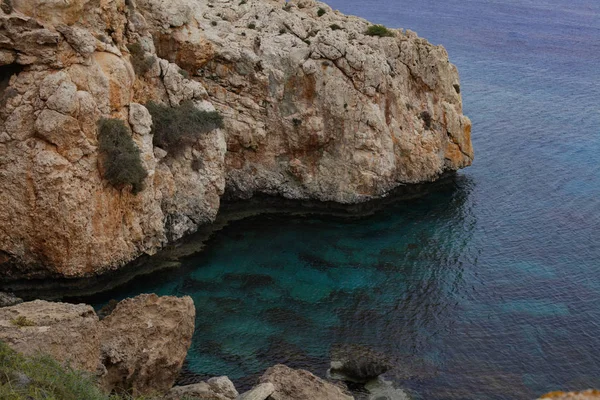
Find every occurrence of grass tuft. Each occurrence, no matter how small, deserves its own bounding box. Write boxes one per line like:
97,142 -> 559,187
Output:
10,316 -> 35,328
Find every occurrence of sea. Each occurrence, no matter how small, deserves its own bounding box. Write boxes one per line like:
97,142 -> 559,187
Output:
90,1 -> 600,398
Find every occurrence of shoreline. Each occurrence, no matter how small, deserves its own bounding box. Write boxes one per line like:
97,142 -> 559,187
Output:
2,172 -> 464,301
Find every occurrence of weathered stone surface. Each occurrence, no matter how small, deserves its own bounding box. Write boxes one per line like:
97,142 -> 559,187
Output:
99,294 -> 196,395
237,382 -> 275,400
167,376 -> 239,400
260,364 -> 354,400
0,294 -> 195,396
0,300 -> 102,373
539,390 -> 600,399
0,0 -> 472,280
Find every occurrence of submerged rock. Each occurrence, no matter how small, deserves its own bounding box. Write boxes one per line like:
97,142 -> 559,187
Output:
0,0 -> 472,281
259,364 -> 354,400
364,378 -> 411,400
0,294 -> 195,396
329,344 -> 393,383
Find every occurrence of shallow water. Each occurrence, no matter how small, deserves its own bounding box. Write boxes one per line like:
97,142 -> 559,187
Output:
90,1 -> 600,398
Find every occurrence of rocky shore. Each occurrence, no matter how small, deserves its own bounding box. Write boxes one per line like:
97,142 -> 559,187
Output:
0,0 -> 472,282
0,294 -> 392,399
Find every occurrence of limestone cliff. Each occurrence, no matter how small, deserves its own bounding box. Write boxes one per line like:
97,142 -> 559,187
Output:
0,0 -> 472,279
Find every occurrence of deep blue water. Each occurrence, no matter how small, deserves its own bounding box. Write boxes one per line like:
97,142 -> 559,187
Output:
91,1 -> 600,398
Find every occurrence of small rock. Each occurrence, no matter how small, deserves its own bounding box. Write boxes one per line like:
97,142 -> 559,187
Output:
11,371 -> 31,389
0,292 -> 23,308
237,382 -> 275,400
260,364 -> 353,400
208,376 -> 239,399
166,382 -> 232,400
329,344 -> 393,383
364,378 -> 411,400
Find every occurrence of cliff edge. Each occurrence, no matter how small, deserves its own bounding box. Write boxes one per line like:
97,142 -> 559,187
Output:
0,0 -> 472,279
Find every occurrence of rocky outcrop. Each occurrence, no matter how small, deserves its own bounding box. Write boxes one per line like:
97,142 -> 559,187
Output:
0,0 -> 472,280
0,294 -> 195,396
539,390 -> 600,399
260,364 -> 354,400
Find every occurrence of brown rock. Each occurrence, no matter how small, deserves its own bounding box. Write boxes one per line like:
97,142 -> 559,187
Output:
259,364 -> 354,400
539,390 -> 600,399
0,300 -> 102,373
0,294 -> 195,396
99,294 -> 196,395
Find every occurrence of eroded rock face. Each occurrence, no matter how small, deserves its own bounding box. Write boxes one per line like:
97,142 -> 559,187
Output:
259,364 -> 354,400
0,294 -> 195,396
0,0 -> 472,279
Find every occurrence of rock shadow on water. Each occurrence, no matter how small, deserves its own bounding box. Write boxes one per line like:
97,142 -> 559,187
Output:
222,273 -> 276,290
298,252 -> 339,271
261,307 -> 314,330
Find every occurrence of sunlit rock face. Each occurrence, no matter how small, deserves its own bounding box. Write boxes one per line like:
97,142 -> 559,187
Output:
0,0 -> 471,279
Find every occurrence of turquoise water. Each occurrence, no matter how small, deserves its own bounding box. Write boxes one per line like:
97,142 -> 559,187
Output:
90,1 -> 600,398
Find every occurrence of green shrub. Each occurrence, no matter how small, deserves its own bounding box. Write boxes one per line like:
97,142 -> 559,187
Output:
239,0 -> 246,4
98,118 -> 147,194
126,42 -> 156,76
329,24 -> 342,31
247,22 -> 256,29
282,2 -> 291,11
279,28 -> 286,34
365,24 -> 394,37
146,101 -> 224,154
317,7 -> 325,17
211,20 -> 217,26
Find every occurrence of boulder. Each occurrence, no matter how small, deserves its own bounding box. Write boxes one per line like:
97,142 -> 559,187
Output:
237,382 -> 275,400
0,294 -> 195,396
259,364 -> 353,400
0,300 -> 103,373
